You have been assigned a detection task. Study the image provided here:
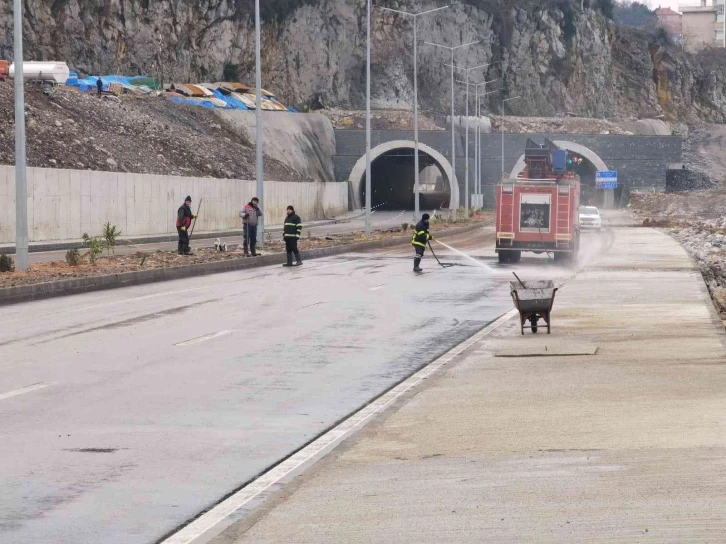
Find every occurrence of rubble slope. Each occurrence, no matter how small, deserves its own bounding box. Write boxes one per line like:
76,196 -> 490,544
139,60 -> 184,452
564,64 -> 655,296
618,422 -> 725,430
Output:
0,82 -> 311,181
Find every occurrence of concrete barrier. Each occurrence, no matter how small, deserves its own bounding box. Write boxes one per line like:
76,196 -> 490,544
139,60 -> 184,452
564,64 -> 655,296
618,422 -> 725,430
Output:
0,166 -> 348,243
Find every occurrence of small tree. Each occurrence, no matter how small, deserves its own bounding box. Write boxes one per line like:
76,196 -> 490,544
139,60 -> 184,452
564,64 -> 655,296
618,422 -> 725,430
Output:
85,236 -> 103,264
102,222 -> 121,256
0,254 -> 15,272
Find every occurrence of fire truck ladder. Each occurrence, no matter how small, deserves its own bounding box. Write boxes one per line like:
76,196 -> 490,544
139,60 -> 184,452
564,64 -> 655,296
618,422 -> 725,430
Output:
555,185 -> 571,249
499,188 -> 515,246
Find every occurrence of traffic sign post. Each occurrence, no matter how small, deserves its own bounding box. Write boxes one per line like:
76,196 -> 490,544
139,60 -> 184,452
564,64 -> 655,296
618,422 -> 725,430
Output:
596,171 -> 617,209
595,170 -> 618,190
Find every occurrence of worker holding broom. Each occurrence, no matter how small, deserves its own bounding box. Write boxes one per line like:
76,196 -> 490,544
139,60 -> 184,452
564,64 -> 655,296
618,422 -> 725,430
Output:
176,195 -> 197,255
412,213 -> 433,273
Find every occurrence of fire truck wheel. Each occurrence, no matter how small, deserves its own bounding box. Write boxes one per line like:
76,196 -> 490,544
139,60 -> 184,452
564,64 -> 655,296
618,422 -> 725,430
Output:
498,251 -> 510,264
509,250 -> 521,263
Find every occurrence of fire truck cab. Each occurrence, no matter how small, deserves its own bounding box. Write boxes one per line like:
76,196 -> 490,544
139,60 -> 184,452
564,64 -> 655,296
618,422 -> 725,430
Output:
495,138 -> 580,264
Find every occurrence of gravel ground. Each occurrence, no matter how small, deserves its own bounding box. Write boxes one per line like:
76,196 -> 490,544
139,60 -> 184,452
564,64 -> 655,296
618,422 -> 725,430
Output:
630,190 -> 726,318
0,82 -> 310,181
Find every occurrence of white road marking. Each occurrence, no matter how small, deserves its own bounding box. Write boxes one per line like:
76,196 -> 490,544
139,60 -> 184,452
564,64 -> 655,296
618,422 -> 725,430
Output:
175,330 -> 233,347
0,382 -> 52,401
161,309 -> 518,544
369,285 -> 386,291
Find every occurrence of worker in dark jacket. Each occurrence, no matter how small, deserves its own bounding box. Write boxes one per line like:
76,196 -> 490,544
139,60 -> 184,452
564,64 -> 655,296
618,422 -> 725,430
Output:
96,77 -> 103,97
176,195 -> 197,255
282,205 -> 303,267
411,213 -> 433,272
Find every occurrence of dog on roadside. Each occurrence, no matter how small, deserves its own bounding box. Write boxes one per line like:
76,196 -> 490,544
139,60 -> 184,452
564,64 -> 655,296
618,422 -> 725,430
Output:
214,238 -> 228,252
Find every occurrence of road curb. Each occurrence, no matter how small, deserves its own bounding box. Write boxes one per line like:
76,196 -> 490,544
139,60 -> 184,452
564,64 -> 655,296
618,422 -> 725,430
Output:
0,215 -> 366,255
0,224 -> 481,306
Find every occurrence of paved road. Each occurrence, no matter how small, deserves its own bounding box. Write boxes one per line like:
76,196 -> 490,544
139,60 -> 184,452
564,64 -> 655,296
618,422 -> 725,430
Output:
0,227 -> 524,543
212,221 -> 726,544
23,210 -> 419,264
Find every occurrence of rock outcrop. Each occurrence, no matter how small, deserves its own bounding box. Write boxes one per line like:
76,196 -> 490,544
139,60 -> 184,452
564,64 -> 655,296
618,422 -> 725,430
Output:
2,0 -> 725,122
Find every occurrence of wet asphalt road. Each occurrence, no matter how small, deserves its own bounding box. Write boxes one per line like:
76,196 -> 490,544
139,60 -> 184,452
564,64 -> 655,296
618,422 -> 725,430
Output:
0,227 -> 534,544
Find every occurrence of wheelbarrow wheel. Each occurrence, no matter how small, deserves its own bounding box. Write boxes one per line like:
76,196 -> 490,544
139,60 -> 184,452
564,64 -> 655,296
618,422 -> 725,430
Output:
529,315 -> 539,334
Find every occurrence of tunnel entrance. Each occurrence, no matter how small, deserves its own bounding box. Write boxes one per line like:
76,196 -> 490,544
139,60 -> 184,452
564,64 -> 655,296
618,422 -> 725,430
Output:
348,140 -> 459,210
359,148 -> 451,211
510,141 -> 613,208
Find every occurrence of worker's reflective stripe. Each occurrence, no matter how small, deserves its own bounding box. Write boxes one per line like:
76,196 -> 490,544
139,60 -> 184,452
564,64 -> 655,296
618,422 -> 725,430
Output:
412,241 -> 426,247
284,223 -> 297,227
284,234 -> 300,238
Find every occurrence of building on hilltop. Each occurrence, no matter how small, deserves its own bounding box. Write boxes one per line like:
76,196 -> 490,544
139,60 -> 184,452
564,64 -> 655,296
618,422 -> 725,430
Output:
680,0 -> 726,51
655,7 -> 683,42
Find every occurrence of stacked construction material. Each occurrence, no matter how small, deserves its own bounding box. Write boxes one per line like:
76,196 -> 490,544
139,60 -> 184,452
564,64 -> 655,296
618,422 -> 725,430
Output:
66,73 -> 295,112
67,74 -> 158,94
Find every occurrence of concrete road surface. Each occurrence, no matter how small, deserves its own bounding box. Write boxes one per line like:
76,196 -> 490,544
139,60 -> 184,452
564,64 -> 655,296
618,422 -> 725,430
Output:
0,227 -> 569,544
213,221 -> 726,543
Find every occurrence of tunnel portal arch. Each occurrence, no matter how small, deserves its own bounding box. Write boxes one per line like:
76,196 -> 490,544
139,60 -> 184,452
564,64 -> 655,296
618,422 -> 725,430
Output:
509,141 -> 608,178
349,140 -> 460,210
508,141 -> 610,206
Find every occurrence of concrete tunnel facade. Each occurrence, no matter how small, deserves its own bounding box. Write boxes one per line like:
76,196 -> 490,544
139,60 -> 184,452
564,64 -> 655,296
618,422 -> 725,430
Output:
348,140 -> 460,211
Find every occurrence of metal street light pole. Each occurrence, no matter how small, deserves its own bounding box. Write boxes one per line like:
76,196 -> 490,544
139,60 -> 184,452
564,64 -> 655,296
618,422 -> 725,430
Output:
455,79 -> 500,207
447,62 -> 495,212
475,82 -> 500,201
254,0 -> 264,246
424,40 -> 483,217
13,0 -> 28,271
380,6 -> 449,220
365,0 -> 371,235
501,96 -> 521,178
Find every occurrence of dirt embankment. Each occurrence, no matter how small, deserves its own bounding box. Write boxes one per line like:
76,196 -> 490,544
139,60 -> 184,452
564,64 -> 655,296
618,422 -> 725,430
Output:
630,190 -> 726,318
0,83 -> 311,181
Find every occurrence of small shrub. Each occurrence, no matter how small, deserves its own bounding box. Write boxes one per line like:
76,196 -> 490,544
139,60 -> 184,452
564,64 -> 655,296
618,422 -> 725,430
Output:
102,222 -> 121,256
222,62 -> 241,82
0,254 -> 14,272
86,236 -> 103,264
66,248 -> 82,266
401,222 -> 409,232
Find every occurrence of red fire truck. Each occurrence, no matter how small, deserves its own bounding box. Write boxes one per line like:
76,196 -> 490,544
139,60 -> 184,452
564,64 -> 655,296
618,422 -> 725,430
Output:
495,138 -> 580,264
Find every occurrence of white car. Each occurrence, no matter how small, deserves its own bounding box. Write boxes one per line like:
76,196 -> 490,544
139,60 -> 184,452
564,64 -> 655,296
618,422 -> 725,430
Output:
579,206 -> 602,231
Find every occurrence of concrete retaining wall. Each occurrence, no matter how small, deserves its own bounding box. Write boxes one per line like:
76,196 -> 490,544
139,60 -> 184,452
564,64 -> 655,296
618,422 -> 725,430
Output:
334,129 -> 682,208
0,166 -> 348,243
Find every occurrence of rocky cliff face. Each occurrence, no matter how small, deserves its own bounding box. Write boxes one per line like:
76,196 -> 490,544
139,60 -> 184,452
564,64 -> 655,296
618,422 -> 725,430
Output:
2,0 -> 725,122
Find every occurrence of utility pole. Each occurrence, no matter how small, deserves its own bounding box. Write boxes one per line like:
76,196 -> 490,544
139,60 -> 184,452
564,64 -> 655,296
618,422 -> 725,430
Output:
13,0 -> 28,271
254,0 -> 264,246
455,79 -> 500,205
380,5 -> 450,220
476,85 -> 501,201
447,62 -> 495,213
365,0 -> 371,235
500,96 -> 521,178
425,39 -> 481,213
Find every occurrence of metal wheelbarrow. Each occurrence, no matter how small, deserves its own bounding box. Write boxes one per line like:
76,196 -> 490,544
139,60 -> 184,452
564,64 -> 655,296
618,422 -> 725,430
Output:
510,275 -> 558,335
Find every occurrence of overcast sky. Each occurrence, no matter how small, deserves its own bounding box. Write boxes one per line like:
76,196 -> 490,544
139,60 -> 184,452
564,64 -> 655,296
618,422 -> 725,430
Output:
649,0 -> 699,14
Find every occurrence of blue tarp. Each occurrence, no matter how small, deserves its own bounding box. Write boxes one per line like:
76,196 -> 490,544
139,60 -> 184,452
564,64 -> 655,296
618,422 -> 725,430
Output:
66,74 -> 293,112
214,90 -> 248,110
67,74 -> 150,92
169,96 -> 217,108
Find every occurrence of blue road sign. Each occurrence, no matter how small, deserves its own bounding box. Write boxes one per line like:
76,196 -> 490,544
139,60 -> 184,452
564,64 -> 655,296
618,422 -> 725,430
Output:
596,171 -> 617,189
